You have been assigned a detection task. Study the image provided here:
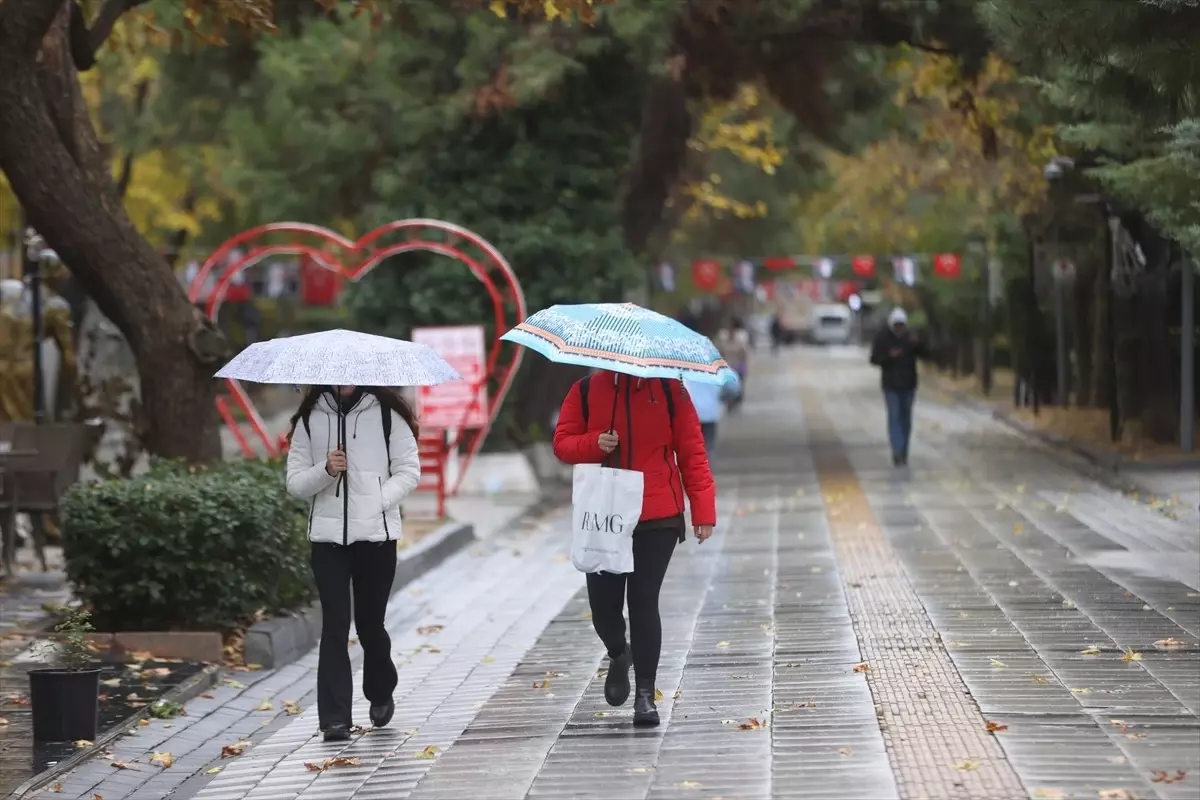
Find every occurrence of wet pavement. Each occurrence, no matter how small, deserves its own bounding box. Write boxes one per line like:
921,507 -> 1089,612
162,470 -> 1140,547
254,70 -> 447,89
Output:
34,347 -> 1199,800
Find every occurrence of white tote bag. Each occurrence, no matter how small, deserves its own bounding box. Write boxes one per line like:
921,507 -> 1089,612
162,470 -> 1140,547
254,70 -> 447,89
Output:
570,463 -> 644,574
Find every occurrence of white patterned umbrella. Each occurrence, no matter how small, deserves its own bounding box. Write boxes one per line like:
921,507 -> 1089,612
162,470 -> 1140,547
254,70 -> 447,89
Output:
214,329 -> 461,386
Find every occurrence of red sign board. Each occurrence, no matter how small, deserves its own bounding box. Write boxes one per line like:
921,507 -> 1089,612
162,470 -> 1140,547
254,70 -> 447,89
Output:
691,259 -> 722,291
933,253 -> 962,280
762,256 -> 797,271
300,257 -> 343,306
411,325 -> 489,430
852,255 -> 876,278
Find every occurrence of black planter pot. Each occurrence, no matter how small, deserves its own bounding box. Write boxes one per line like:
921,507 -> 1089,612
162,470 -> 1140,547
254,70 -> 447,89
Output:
29,667 -> 101,742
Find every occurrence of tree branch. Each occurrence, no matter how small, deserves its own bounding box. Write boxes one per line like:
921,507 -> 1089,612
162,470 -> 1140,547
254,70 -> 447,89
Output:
69,0 -> 153,71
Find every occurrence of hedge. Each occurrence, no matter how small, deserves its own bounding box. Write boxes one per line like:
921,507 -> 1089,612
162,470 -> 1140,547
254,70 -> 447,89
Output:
61,458 -> 314,632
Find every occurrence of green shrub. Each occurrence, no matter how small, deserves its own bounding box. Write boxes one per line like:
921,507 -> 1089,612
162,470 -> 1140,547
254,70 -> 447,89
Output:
61,458 -> 314,632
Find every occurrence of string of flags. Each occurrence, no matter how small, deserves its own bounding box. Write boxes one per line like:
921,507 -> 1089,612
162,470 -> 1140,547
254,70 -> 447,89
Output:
655,253 -> 964,295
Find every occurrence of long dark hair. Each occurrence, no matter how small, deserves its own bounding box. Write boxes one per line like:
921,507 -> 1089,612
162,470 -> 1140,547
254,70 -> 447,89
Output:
288,386 -> 420,442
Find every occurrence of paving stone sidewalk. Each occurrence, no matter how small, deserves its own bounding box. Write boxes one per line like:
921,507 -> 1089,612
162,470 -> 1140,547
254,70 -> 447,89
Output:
34,346 -> 1199,800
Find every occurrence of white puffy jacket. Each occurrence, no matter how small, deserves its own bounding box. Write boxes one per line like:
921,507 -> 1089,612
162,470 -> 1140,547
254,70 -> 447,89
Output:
285,391 -> 421,545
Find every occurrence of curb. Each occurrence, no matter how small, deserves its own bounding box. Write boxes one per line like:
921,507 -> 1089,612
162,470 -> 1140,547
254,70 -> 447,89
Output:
8,664 -> 220,800
243,520 -> 476,670
928,382 -> 1197,508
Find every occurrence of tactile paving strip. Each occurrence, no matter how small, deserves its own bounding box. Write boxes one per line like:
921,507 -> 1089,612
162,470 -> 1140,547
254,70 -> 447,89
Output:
801,386 -> 1027,800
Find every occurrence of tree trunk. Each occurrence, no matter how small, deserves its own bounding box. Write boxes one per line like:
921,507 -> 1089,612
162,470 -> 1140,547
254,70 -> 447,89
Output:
1072,259 -> 1095,407
1091,252 -> 1112,409
0,0 -> 226,463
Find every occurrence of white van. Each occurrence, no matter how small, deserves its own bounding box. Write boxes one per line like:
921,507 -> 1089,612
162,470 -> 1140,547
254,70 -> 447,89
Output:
811,304 -> 854,345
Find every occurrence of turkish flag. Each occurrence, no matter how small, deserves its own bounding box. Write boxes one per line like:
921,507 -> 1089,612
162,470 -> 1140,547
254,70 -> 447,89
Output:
762,256 -> 797,271
851,255 -> 876,278
836,281 -> 859,302
933,253 -> 962,280
301,258 -> 343,306
691,259 -> 722,291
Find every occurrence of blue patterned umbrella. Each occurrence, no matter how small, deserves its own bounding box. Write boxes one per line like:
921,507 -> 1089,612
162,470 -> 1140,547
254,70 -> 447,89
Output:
501,303 -> 738,386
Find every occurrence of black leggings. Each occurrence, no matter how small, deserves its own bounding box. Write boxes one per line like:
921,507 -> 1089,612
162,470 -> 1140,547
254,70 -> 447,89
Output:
311,541 -> 398,729
585,519 -> 681,682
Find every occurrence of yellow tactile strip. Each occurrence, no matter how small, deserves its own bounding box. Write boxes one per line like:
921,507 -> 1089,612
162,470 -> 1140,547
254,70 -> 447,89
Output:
801,386 -> 1027,800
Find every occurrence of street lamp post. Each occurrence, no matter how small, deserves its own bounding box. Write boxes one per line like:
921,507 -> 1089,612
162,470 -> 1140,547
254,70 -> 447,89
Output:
1044,158 -> 1073,406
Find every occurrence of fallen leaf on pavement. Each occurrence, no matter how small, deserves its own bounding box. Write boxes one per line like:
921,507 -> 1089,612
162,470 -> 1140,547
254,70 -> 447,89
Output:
1151,770 -> 1187,784
150,752 -> 174,768
416,625 -> 444,635
283,700 -> 302,715
221,741 -> 251,758
677,781 -> 701,789
532,679 -> 550,689
223,680 -> 246,689
1098,790 -> 1138,799
1030,674 -> 1050,684
1030,790 -> 1066,800
304,756 -> 363,772
673,689 -> 682,699
138,719 -> 151,727
74,740 -> 93,749
206,767 -> 222,774
852,662 -> 870,673
481,656 -> 495,664
145,667 -> 171,677
1071,687 -> 1093,695
737,718 -> 765,730
837,747 -> 853,756
100,678 -> 122,687
1080,647 -> 1101,655
595,711 -> 611,718
1125,732 -> 1146,740
51,785 -> 62,793
254,699 -> 273,711
955,760 -> 980,772
716,641 -> 730,648
1012,523 -> 1024,534
1153,637 -> 1187,649
415,745 -> 440,759
985,721 -> 1008,733
1121,649 -> 1143,662
110,761 -> 131,770
0,718 -> 7,726
989,658 -> 1007,668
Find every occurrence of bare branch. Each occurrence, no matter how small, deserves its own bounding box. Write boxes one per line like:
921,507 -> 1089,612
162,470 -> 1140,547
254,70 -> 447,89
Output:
69,0 -> 153,71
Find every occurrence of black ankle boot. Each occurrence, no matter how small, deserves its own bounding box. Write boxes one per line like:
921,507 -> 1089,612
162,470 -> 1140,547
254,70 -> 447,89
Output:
632,679 -> 659,727
604,644 -> 631,707
370,699 -> 394,728
323,723 -> 351,742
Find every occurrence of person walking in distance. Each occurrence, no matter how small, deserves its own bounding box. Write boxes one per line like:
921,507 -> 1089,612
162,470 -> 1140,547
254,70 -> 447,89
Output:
869,308 -> 928,466
553,372 -> 716,726
684,377 -> 724,453
286,385 -> 421,742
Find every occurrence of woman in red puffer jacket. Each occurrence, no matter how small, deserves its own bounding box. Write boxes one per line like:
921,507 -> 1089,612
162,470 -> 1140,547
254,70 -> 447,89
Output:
553,371 -> 716,727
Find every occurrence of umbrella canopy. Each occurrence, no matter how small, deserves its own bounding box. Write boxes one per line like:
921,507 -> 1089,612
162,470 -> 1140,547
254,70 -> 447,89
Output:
214,329 -> 461,386
500,303 -> 736,385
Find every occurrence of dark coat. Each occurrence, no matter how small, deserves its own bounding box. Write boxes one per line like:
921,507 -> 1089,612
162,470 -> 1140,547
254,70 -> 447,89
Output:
869,327 -> 928,391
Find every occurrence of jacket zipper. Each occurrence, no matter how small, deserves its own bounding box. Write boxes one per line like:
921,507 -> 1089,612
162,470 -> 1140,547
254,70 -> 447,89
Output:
341,414 -> 349,546
379,477 -> 391,541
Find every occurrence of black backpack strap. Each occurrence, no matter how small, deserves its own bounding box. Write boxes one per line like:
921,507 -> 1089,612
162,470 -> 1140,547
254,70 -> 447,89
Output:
579,375 -> 592,425
660,378 -> 675,423
302,413 -> 311,438
381,408 -> 392,465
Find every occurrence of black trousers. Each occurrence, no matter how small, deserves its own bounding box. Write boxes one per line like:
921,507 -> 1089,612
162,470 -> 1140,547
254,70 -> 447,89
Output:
585,518 -> 681,682
310,541 -> 398,729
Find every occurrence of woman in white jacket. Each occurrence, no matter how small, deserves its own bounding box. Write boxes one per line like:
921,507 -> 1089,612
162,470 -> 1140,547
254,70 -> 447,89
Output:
286,385 -> 421,742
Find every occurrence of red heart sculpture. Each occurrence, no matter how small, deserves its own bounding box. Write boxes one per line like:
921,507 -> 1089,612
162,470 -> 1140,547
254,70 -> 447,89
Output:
190,220 -> 527,496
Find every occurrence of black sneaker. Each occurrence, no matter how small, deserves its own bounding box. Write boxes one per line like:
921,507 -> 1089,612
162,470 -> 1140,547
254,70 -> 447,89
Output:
604,644 -> 632,707
370,700 -> 395,728
323,723 -> 351,742
892,450 -> 902,467
632,679 -> 659,727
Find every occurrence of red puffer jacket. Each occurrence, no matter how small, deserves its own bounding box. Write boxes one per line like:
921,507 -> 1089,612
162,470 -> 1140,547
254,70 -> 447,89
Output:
552,372 -> 716,527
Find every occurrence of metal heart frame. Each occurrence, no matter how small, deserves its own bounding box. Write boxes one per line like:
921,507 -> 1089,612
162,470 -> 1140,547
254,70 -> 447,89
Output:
188,219 -> 527,496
